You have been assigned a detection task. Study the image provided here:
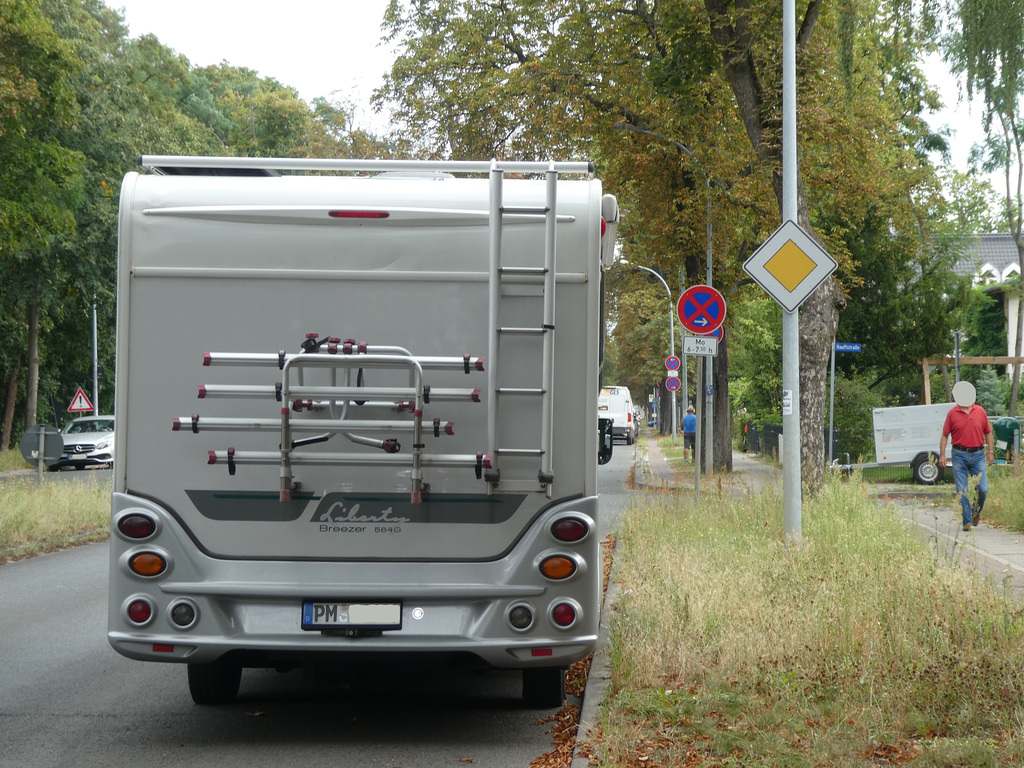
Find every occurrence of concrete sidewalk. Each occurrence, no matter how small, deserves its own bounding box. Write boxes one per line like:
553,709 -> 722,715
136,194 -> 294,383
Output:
884,497 -> 1024,599
572,432 -> 1024,765
637,431 -> 781,496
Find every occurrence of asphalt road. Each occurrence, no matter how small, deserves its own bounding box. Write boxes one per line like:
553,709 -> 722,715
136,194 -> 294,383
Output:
0,445 -> 634,768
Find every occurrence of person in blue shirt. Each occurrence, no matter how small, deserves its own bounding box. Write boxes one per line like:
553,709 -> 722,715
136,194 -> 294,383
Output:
682,405 -> 697,463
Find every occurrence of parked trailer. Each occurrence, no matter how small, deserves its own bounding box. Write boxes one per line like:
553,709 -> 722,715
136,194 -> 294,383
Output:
841,404 -> 1023,484
838,403 -> 951,484
109,156 -> 619,706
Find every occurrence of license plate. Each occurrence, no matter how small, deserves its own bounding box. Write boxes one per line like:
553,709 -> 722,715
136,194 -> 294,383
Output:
301,601 -> 402,630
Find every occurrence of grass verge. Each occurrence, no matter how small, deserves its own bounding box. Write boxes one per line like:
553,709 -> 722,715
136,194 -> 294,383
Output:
0,472 -> 111,562
590,475 -> 1024,767
0,448 -> 34,472
984,462 -> 1024,532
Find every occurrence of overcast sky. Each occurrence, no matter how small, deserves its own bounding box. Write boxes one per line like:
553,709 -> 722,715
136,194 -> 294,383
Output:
109,1 -> 994,194
110,0 -> 396,132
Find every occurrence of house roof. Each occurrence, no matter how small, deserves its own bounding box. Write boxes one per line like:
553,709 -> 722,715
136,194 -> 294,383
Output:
954,233 -> 1019,282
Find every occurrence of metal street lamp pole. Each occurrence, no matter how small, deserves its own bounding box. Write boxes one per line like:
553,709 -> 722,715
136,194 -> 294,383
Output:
782,0 -> 801,546
703,180 -> 714,476
635,266 -> 676,438
92,295 -> 99,416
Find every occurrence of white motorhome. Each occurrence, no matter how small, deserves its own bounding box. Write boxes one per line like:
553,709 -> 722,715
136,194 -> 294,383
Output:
108,156 -> 618,707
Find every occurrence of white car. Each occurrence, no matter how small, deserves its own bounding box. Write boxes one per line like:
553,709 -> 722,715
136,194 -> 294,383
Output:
50,416 -> 115,470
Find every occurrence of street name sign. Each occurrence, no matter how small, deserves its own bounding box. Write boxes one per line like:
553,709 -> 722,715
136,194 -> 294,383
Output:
743,220 -> 837,312
834,342 -> 862,352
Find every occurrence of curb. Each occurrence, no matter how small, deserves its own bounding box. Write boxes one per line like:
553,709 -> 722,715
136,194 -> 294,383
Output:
570,538 -> 622,768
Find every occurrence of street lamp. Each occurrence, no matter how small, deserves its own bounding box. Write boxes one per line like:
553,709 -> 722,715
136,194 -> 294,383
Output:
632,265 -> 677,438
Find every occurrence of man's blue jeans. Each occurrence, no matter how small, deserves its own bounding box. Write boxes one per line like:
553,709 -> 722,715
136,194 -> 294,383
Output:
951,447 -> 988,526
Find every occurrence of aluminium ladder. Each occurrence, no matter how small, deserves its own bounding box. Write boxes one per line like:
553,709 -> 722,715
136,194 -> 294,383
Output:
485,160 -> 560,497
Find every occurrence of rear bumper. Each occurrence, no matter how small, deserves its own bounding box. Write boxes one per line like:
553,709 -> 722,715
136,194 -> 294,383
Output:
108,492 -> 601,671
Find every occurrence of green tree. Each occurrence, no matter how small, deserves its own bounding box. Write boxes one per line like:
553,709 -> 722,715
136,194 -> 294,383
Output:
377,0 -> 955,491
0,0 -> 84,445
975,366 -> 1008,414
729,296 -> 783,428
945,0 -> 1024,413
832,210 -> 971,391
962,284 -> 1009,360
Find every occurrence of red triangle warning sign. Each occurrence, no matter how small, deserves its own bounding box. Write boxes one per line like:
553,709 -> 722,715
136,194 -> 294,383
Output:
68,388 -> 94,413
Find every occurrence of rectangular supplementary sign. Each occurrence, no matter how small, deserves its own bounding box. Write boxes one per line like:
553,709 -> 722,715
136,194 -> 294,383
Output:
834,342 -> 862,352
683,336 -> 718,357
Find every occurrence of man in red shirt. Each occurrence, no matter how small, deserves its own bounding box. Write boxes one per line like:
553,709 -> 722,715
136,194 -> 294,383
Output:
938,381 -> 994,531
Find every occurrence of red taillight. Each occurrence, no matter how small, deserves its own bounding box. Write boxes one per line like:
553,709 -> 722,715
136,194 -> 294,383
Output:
551,603 -> 577,627
118,514 -> 156,539
551,517 -> 589,542
601,217 -> 607,236
328,210 -> 389,219
127,600 -> 152,624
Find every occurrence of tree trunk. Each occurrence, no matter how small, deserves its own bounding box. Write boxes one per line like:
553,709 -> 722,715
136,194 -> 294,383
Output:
704,0 -> 840,491
712,337 -> 732,472
1,356 -> 21,451
658,380 -> 672,436
26,300 -> 40,428
798,277 -> 845,490
1009,239 -> 1024,416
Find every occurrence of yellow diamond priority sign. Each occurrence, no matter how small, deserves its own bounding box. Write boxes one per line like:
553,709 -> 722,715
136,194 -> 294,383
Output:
743,220 -> 837,312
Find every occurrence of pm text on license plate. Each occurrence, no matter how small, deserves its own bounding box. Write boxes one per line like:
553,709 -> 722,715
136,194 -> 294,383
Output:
301,602 -> 402,630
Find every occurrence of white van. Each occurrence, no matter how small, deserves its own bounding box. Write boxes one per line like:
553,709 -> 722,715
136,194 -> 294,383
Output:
598,386 -> 636,445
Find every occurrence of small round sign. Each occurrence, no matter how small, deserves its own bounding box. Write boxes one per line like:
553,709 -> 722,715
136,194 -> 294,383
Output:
700,326 -> 726,342
665,355 -> 681,371
677,285 -> 726,335
665,377 -> 681,392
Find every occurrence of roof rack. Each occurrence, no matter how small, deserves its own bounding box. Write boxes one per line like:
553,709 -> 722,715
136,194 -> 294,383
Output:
138,156 -> 595,177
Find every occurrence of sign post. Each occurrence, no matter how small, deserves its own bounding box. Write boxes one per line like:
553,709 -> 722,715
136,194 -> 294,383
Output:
678,285 -> 727,493
744,221 -> 836,545
743,76 -> 838,546
828,342 -> 863,462
19,424 -> 62,481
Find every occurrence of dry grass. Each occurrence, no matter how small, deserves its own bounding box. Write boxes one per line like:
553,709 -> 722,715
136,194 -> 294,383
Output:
0,448 -> 34,472
594,475 -> 1024,767
0,473 -> 110,562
